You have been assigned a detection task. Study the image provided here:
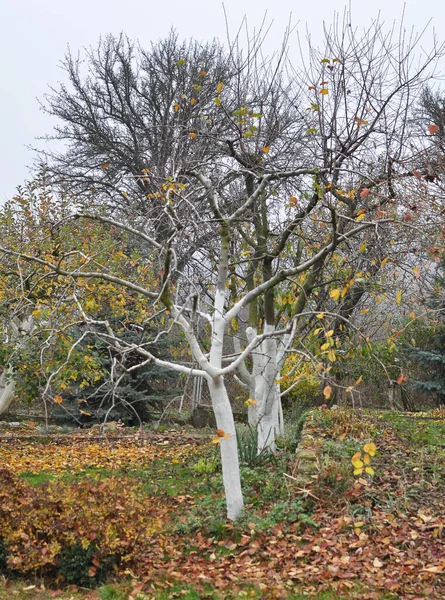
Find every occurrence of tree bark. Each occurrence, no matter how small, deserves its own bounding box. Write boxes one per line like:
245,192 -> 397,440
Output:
0,367 -> 16,415
207,376 -> 244,520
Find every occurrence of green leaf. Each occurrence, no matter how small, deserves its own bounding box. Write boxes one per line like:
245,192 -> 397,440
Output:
306,128 -> 317,135
176,59 -> 187,66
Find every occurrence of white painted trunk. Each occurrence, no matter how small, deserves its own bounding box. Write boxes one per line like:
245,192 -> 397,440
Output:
254,325 -> 279,452
0,367 -> 16,415
0,314 -> 35,416
207,376 -> 244,520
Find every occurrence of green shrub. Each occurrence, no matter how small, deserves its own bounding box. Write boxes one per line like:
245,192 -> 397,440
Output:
0,538 -> 8,574
278,404 -> 308,452
192,456 -> 219,475
59,542 -> 116,587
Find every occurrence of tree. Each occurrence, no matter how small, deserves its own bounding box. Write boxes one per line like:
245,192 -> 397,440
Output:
2,16 -> 443,519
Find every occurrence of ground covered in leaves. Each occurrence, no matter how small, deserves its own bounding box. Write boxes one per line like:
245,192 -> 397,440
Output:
0,409 -> 444,599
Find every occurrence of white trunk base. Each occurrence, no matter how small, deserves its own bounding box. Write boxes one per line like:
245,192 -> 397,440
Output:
207,377 -> 244,520
0,368 -> 16,415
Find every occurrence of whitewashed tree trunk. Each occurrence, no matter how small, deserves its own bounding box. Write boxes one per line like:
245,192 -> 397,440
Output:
245,323 -> 292,450
0,367 -> 16,415
207,376 -> 244,520
0,314 -> 35,416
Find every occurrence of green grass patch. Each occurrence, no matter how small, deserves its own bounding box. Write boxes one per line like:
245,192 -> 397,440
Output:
382,411 -> 445,446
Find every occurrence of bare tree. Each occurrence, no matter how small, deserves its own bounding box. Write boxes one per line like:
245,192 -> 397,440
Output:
1,15 -> 444,518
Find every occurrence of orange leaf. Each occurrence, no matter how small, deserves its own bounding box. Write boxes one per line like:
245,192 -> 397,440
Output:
323,385 -> 332,399
53,395 -> 63,404
360,188 -> 371,198
429,124 -> 439,134
216,429 -> 225,437
397,373 -> 407,385
199,70 -> 207,76
188,132 -> 197,139
101,163 -> 109,169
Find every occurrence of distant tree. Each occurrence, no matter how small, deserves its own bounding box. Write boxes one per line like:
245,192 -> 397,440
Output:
409,272 -> 445,406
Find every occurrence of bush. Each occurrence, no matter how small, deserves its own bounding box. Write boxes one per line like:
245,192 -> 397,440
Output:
0,538 -> 8,574
59,542 -> 116,587
0,469 -> 161,578
279,358 -> 321,408
278,404 -> 308,452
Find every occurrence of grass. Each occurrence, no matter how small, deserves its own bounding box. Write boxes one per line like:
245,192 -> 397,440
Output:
0,579 -> 401,600
382,410 -> 445,446
2,410 -> 445,599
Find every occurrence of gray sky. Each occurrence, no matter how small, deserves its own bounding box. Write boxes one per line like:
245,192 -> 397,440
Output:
1,0 -> 444,201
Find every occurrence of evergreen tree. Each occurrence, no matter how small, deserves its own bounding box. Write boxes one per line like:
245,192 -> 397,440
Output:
410,275 -> 445,406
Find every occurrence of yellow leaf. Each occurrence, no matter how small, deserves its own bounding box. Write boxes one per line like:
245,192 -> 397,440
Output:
173,104 -> 180,112
395,290 -> 402,305
189,132 -> 197,139
316,313 -> 325,319
32,309 -> 42,318
216,82 -> 224,94
355,375 -> 363,386
190,98 -> 197,105
214,97 -> 221,106
323,385 -> 332,399
354,521 -> 364,528
320,342 -> 330,351
363,453 -> 371,465
338,433 -> 347,441
409,311 -> 416,319
211,437 -> 221,444
353,468 -> 364,475
316,363 -> 324,373
355,213 -> 366,222
320,88 -> 329,95
325,330 -> 334,337
262,146 -> 270,154
365,466 -> 375,475
363,443 -> 376,456
352,459 -> 364,469
171,459 -> 180,464
329,289 -> 341,301
327,350 -> 336,362
244,398 -> 257,407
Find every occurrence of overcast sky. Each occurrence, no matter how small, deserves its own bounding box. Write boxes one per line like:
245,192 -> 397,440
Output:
1,0 -> 444,201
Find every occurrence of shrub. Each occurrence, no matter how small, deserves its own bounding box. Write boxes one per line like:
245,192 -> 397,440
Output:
0,469 -> 162,578
59,542 -> 116,587
0,538 -> 8,574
